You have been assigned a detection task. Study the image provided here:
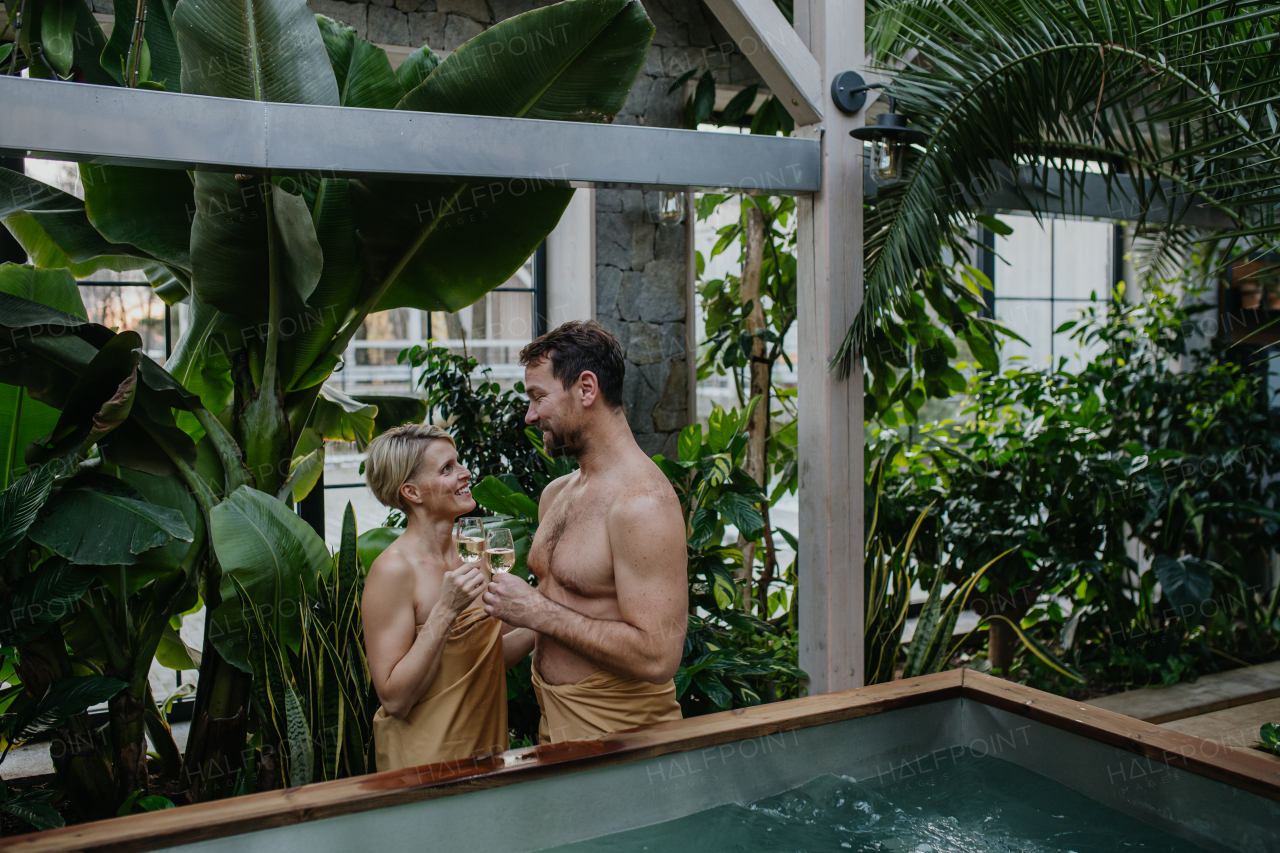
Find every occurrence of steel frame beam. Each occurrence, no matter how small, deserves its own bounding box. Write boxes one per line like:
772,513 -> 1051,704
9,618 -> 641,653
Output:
0,76 -> 821,194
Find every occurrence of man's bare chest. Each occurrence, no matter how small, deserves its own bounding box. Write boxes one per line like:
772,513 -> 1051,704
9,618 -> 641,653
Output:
530,489 -> 614,597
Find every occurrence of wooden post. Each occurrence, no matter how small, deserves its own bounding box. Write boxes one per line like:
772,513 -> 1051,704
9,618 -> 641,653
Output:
795,0 -> 866,693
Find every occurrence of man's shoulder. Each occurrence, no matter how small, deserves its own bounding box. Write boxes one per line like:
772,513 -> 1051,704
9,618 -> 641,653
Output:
539,470 -> 578,506
609,457 -> 681,522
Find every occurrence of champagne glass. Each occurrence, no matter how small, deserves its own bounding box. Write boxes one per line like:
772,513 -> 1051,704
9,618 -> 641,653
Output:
486,528 -> 515,574
455,517 -> 486,564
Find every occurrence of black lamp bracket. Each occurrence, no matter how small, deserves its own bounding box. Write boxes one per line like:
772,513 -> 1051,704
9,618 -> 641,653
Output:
831,71 -> 886,115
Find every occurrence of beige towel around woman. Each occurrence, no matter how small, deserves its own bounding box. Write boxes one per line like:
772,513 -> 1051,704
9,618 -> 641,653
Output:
372,604 -> 508,771
531,664 -> 682,744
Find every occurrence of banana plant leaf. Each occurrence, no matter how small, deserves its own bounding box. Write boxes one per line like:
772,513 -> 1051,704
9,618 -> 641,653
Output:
317,15 -> 403,110
0,264 -> 87,487
81,164 -> 194,272
210,485 -> 332,659
310,384 -> 377,451
28,472 -> 194,565
102,0 -> 181,90
0,557 -> 96,647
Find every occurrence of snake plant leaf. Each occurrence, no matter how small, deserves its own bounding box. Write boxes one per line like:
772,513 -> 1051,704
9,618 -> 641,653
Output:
211,485 -> 332,655
81,164 -> 194,271
0,264 -> 87,487
395,44 -> 440,93
0,463 -> 57,561
173,0 -> 338,105
316,15 -> 403,110
29,472 -> 193,565
357,0 -> 654,314
103,0 -> 180,90
0,557 -> 96,647
8,675 -> 127,741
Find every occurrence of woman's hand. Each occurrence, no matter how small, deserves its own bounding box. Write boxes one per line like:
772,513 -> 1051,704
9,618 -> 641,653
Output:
440,565 -> 486,616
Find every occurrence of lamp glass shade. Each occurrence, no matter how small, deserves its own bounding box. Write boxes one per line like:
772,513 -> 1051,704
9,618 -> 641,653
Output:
658,191 -> 686,225
872,139 -> 905,181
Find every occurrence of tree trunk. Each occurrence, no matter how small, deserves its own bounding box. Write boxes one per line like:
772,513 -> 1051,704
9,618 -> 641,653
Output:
735,205 -> 769,610
184,646 -> 253,801
108,679 -> 149,801
16,627 -> 117,820
143,682 -> 184,785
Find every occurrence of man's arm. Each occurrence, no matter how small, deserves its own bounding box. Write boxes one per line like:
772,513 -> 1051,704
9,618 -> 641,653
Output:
483,486 -> 688,683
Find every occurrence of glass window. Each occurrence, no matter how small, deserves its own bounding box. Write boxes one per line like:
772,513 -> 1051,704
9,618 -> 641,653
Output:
990,214 -> 1114,370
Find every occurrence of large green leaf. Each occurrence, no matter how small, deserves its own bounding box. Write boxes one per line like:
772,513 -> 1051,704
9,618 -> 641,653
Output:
356,0 -> 654,314
173,0 -> 339,104
0,168 -> 155,276
29,472 -> 194,565
0,264 -> 87,487
26,330 -> 140,466
6,675 -> 127,741
164,289 -> 239,421
395,44 -> 440,93
81,164 -> 194,271
316,15 -> 403,109
186,172 -> 270,321
210,485 -> 332,655
1154,554 -> 1215,616
280,178 -> 361,392
309,384 -> 377,451
0,463 -> 57,561
37,0 -> 113,85
0,558 -> 96,647
103,0 -> 181,89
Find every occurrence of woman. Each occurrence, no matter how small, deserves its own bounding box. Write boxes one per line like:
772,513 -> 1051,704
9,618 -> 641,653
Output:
361,424 -> 534,772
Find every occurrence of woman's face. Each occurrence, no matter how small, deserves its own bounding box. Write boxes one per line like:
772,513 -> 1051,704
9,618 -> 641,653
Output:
401,441 -> 475,518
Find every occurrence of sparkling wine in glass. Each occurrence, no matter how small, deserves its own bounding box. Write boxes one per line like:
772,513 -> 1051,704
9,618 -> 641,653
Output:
486,528 -> 515,574
455,517 -> 486,564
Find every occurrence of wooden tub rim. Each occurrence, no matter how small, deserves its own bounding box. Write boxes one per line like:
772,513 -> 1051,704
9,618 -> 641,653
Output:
8,668 -> 1280,853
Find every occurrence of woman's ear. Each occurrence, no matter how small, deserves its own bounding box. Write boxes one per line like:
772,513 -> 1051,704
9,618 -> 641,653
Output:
399,482 -> 421,507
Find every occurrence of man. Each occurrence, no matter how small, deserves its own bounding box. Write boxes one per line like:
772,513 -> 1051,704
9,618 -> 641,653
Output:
481,320 -> 687,743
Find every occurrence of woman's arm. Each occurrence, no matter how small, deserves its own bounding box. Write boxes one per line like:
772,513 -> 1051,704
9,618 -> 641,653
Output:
363,556 -> 486,719
500,626 -> 536,669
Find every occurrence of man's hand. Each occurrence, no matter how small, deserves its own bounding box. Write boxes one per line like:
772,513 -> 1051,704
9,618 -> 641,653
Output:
482,573 -> 551,629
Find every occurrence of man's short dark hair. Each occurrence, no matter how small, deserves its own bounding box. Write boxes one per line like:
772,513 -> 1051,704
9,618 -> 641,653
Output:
519,320 -> 625,408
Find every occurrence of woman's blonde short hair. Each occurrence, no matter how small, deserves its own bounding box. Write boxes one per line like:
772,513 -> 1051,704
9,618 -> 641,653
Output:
364,424 -> 456,510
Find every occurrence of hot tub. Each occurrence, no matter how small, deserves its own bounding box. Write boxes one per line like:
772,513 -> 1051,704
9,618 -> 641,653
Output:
10,671 -> 1280,853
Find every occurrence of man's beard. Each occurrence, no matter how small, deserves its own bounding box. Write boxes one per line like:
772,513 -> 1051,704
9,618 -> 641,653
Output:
543,425 -> 586,459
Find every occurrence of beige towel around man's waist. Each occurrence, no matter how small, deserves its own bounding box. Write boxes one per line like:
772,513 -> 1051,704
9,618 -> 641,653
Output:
372,605 -> 508,772
531,662 -> 682,744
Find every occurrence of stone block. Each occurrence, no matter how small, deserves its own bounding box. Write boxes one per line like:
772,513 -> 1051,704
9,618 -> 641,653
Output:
660,430 -> 682,460
490,0 -> 554,22
652,358 -> 688,433
437,0 -> 491,21
312,0 -> 368,38
596,265 -> 622,317
595,189 -> 625,213
637,433 -> 668,456
370,0 -> 395,8
637,259 -> 686,322
630,223 -> 655,269
595,212 -> 631,269
598,315 -> 630,353
621,75 -> 654,118
395,0 -> 430,14
444,13 -> 485,49
368,6 -> 411,44
642,47 -> 665,78
623,362 -> 666,434
616,271 -> 644,321
408,11 -> 447,48
661,322 -> 687,360
643,82 -> 684,129
654,218 -> 686,261
627,323 -> 663,365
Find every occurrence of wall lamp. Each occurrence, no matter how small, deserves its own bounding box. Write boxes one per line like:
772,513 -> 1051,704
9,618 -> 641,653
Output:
832,71 -> 928,182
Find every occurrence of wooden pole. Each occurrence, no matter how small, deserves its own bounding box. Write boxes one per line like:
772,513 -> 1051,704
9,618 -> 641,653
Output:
795,0 -> 866,693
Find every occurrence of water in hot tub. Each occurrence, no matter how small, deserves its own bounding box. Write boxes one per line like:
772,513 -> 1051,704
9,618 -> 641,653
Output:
546,754 -> 1205,852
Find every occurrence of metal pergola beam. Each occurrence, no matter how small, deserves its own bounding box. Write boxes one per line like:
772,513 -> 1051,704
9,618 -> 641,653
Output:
0,77 -> 821,194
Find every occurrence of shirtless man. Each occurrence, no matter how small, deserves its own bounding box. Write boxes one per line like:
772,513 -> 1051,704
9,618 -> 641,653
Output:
481,321 -> 688,742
